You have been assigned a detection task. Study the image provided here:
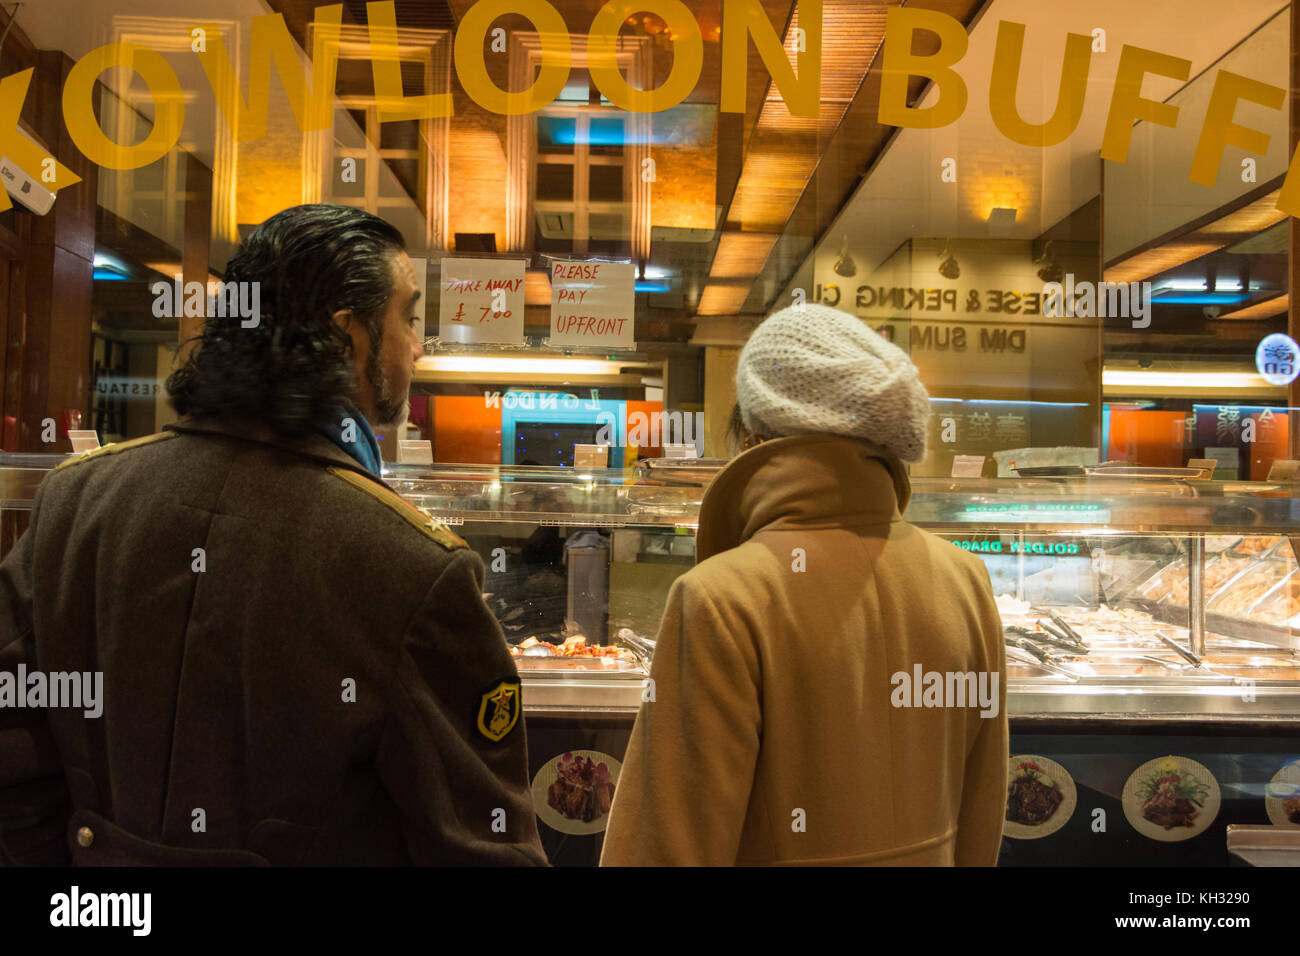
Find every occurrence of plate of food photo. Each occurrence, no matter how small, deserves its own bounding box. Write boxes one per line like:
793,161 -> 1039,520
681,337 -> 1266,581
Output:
531,750 -> 622,836
1004,755 -> 1076,839
1264,758 -> 1300,828
1122,756 -> 1220,842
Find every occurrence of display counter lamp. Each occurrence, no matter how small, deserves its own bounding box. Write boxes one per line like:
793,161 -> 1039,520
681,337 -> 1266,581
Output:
1035,240 -> 1064,284
937,240 -> 960,279
833,236 -> 857,277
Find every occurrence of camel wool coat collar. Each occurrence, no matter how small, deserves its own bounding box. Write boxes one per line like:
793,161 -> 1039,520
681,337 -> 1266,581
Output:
601,433 -> 1008,866
695,433 -> 913,561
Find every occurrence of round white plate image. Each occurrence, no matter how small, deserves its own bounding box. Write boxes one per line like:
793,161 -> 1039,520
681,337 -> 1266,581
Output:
1264,758 -> 1300,828
1004,755 -> 1077,840
531,750 -> 622,836
1122,756 -> 1220,842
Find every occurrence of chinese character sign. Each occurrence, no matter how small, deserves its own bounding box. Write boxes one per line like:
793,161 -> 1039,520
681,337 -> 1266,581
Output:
1256,333 -> 1300,386
1216,407 -> 1241,443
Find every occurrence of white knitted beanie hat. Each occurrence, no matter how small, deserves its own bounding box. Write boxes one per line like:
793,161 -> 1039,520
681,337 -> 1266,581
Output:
735,304 -> 931,462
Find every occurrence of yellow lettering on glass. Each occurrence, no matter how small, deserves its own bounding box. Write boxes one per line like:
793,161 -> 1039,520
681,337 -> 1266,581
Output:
588,0 -> 701,113
989,21 -> 1092,147
62,44 -> 184,171
0,70 -> 81,210
194,5 -> 342,142
454,0 -> 570,115
1099,45 -> 1190,164
367,0 -> 452,121
877,6 -> 968,130
720,0 -> 821,117
1188,70 -> 1284,187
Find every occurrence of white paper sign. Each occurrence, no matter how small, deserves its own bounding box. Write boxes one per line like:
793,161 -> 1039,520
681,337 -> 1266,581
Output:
1266,459 -> 1300,481
951,455 -> 985,478
68,430 -> 100,453
397,440 -> 434,465
548,260 -> 635,348
438,258 -> 525,345
573,444 -> 608,469
662,443 -> 699,459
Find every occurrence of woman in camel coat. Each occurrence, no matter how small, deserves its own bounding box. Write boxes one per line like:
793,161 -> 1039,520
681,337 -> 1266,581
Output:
601,305 -> 1008,866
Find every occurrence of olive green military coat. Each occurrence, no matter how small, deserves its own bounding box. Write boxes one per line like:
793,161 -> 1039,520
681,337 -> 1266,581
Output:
0,419 -> 546,866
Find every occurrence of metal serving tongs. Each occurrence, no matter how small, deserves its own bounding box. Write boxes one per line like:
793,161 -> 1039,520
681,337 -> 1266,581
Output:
1013,624 -> 1087,655
1155,629 -> 1204,669
1047,610 -> 1087,645
1004,637 -> 1080,680
1033,618 -> 1089,654
614,627 -> 657,667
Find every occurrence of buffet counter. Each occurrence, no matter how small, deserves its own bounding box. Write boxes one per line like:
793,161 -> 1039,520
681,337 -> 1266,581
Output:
5,452 -> 1299,865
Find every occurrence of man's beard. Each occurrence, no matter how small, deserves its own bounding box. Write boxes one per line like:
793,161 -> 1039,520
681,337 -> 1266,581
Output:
365,343 -> 408,425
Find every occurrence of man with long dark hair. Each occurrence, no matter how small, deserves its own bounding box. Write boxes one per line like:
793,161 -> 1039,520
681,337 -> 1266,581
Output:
0,204 -> 547,866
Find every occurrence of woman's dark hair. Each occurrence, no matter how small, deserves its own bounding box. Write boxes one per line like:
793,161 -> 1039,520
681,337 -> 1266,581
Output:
166,204 -> 406,437
726,402 -> 770,453
726,403 -> 746,449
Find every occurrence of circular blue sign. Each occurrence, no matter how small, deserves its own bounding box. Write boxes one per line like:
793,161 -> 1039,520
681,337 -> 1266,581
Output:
1256,333 -> 1300,386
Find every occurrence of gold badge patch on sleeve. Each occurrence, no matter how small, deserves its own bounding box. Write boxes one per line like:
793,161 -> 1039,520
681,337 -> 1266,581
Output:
476,680 -> 521,742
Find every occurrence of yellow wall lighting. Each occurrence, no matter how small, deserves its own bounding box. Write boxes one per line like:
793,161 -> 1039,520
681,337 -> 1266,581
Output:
1103,370 -> 1274,390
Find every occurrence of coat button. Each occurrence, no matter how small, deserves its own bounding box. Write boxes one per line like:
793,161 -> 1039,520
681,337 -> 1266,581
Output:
75,826 -> 94,848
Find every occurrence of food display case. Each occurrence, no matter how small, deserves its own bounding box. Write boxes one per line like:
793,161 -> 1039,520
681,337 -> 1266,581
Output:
4,453 -> 1300,865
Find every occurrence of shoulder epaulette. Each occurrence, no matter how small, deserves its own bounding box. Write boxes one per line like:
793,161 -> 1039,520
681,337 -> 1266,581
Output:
52,430 -> 178,472
327,465 -> 469,551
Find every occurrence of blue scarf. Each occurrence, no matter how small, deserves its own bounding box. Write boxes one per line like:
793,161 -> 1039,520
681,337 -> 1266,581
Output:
318,404 -> 384,476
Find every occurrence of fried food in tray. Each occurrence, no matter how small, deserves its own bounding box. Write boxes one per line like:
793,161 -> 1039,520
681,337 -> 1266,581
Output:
1134,558 -> 1186,603
1227,535 -> 1286,557
1003,626 -> 1300,682
1165,554 -> 1252,606
1245,571 -> 1300,625
1207,561 -> 1292,617
509,634 -> 643,671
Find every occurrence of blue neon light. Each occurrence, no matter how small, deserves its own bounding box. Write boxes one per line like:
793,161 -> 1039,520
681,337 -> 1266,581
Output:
1152,293 -> 1250,305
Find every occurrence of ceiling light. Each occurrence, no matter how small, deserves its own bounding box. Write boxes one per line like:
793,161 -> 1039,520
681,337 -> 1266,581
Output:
709,233 -> 779,280
1034,240 -> 1063,284
1154,279 -> 1246,292
835,236 -> 858,277
1150,292 -> 1249,305
1103,370 -> 1275,390
418,357 -> 629,376
697,284 -> 751,315
937,240 -> 959,279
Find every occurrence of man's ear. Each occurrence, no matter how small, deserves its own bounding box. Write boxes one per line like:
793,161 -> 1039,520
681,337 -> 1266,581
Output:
332,308 -> 355,332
